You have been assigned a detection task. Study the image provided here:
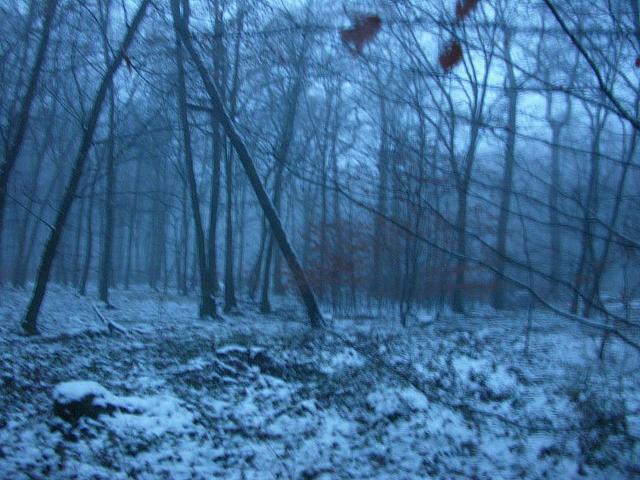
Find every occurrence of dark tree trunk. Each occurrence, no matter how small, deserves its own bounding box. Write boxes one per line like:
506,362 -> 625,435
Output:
79,163 -> 99,297
172,0 -> 217,318
223,145 -> 237,312
173,5 -> 323,327
260,234 -> 274,313
491,30 -> 517,310
21,0 -> 150,335
98,2 -> 116,305
0,0 -> 58,277
223,9 -> 244,312
124,158 -> 142,289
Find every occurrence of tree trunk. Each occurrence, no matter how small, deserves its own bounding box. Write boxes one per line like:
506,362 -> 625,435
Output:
124,157 -> 142,289
223,8 -> 243,312
584,124 -> 637,317
571,109 -> 605,314
173,4 -> 323,327
545,87 -> 571,298
79,162 -> 99,297
21,0 -> 150,335
172,1 -> 217,318
98,0 -> 116,305
491,30 -> 517,310
548,124 -> 562,296
0,0 -> 58,277
223,145 -> 237,312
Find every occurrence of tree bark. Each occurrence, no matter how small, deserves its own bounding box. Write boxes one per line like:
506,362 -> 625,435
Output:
173,3 -> 323,327
491,30 -> 517,310
98,0 -> 116,305
171,0 -> 217,318
0,0 -> 58,279
21,0 -> 150,335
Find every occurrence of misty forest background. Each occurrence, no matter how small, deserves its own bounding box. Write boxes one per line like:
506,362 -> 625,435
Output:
2,0 -> 640,478
1,0 -> 640,337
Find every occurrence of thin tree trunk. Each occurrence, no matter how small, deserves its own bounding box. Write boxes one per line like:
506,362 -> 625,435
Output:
491,30 -> 517,310
546,89 -> 571,298
248,214 -> 267,299
371,92 -> 388,301
585,125 -> 637,317
79,162 -> 99,297
0,0 -> 58,277
12,118 -> 53,287
452,180 -> 471,313
260,234 -> 274,313
173,4 -> 323,327
172,0 -> 216,318
21,0 -> 150,335
124,157 -> 142,289
223,145 -> 237,312
98,0 -> 116,305
223,7 -> 243,312
571,109 -> 605,314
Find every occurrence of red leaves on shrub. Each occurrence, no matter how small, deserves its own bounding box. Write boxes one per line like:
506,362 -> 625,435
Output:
340,15 -> 382,55
439,40 -> 463,71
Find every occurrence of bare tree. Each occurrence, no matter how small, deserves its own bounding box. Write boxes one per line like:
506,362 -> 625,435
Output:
172,0 -> 323,327
0,0 -> 58,279
21,0 -> 151,335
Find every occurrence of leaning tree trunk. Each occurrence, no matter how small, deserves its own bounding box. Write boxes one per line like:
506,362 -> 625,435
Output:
21,0 -> 150,335
172,0 -> 323,327
0,0 -> 58,279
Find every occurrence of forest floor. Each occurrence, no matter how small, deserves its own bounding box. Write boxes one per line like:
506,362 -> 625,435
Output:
0,285 -> 639,479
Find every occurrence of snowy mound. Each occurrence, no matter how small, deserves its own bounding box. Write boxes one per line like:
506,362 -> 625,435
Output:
52,380 -> 140,422
53,380 -> 114,405
52,380 -> 192,429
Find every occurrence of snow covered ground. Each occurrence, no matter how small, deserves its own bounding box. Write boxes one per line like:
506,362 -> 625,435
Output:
0,286 -> 638,479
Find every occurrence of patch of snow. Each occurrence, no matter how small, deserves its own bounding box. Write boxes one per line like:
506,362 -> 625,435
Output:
321,347 -> 365,373
52,380 -> 113,404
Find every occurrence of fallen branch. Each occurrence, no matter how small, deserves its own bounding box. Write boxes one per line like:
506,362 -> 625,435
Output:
91,303 -> 132,335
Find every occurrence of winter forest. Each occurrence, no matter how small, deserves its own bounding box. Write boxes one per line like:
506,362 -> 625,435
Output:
1,0 -> 640,478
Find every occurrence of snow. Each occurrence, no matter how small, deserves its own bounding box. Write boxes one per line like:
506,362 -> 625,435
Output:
53,380 -> 112,404
0,286 -> 639,479
321,346 -> 365,373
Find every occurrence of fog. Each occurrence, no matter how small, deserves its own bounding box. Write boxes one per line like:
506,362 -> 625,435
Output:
0,0 -> 639,478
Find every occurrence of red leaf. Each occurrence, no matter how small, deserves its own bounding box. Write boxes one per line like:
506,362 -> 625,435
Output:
340,15 -> 382,55
439,41 -> 463,71
455,0 -> 479,21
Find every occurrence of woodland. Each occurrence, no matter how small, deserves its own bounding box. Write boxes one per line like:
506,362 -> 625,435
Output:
0,0 -> 639,478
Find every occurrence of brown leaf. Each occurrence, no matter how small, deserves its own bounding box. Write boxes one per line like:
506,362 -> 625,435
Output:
340,15 -> 382,55
455,0 -> 479,21
439,40 -> 463,71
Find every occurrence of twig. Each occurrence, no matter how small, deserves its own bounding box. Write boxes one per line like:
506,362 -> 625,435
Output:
91,303 -> 128,335
543,0 -> 640,131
